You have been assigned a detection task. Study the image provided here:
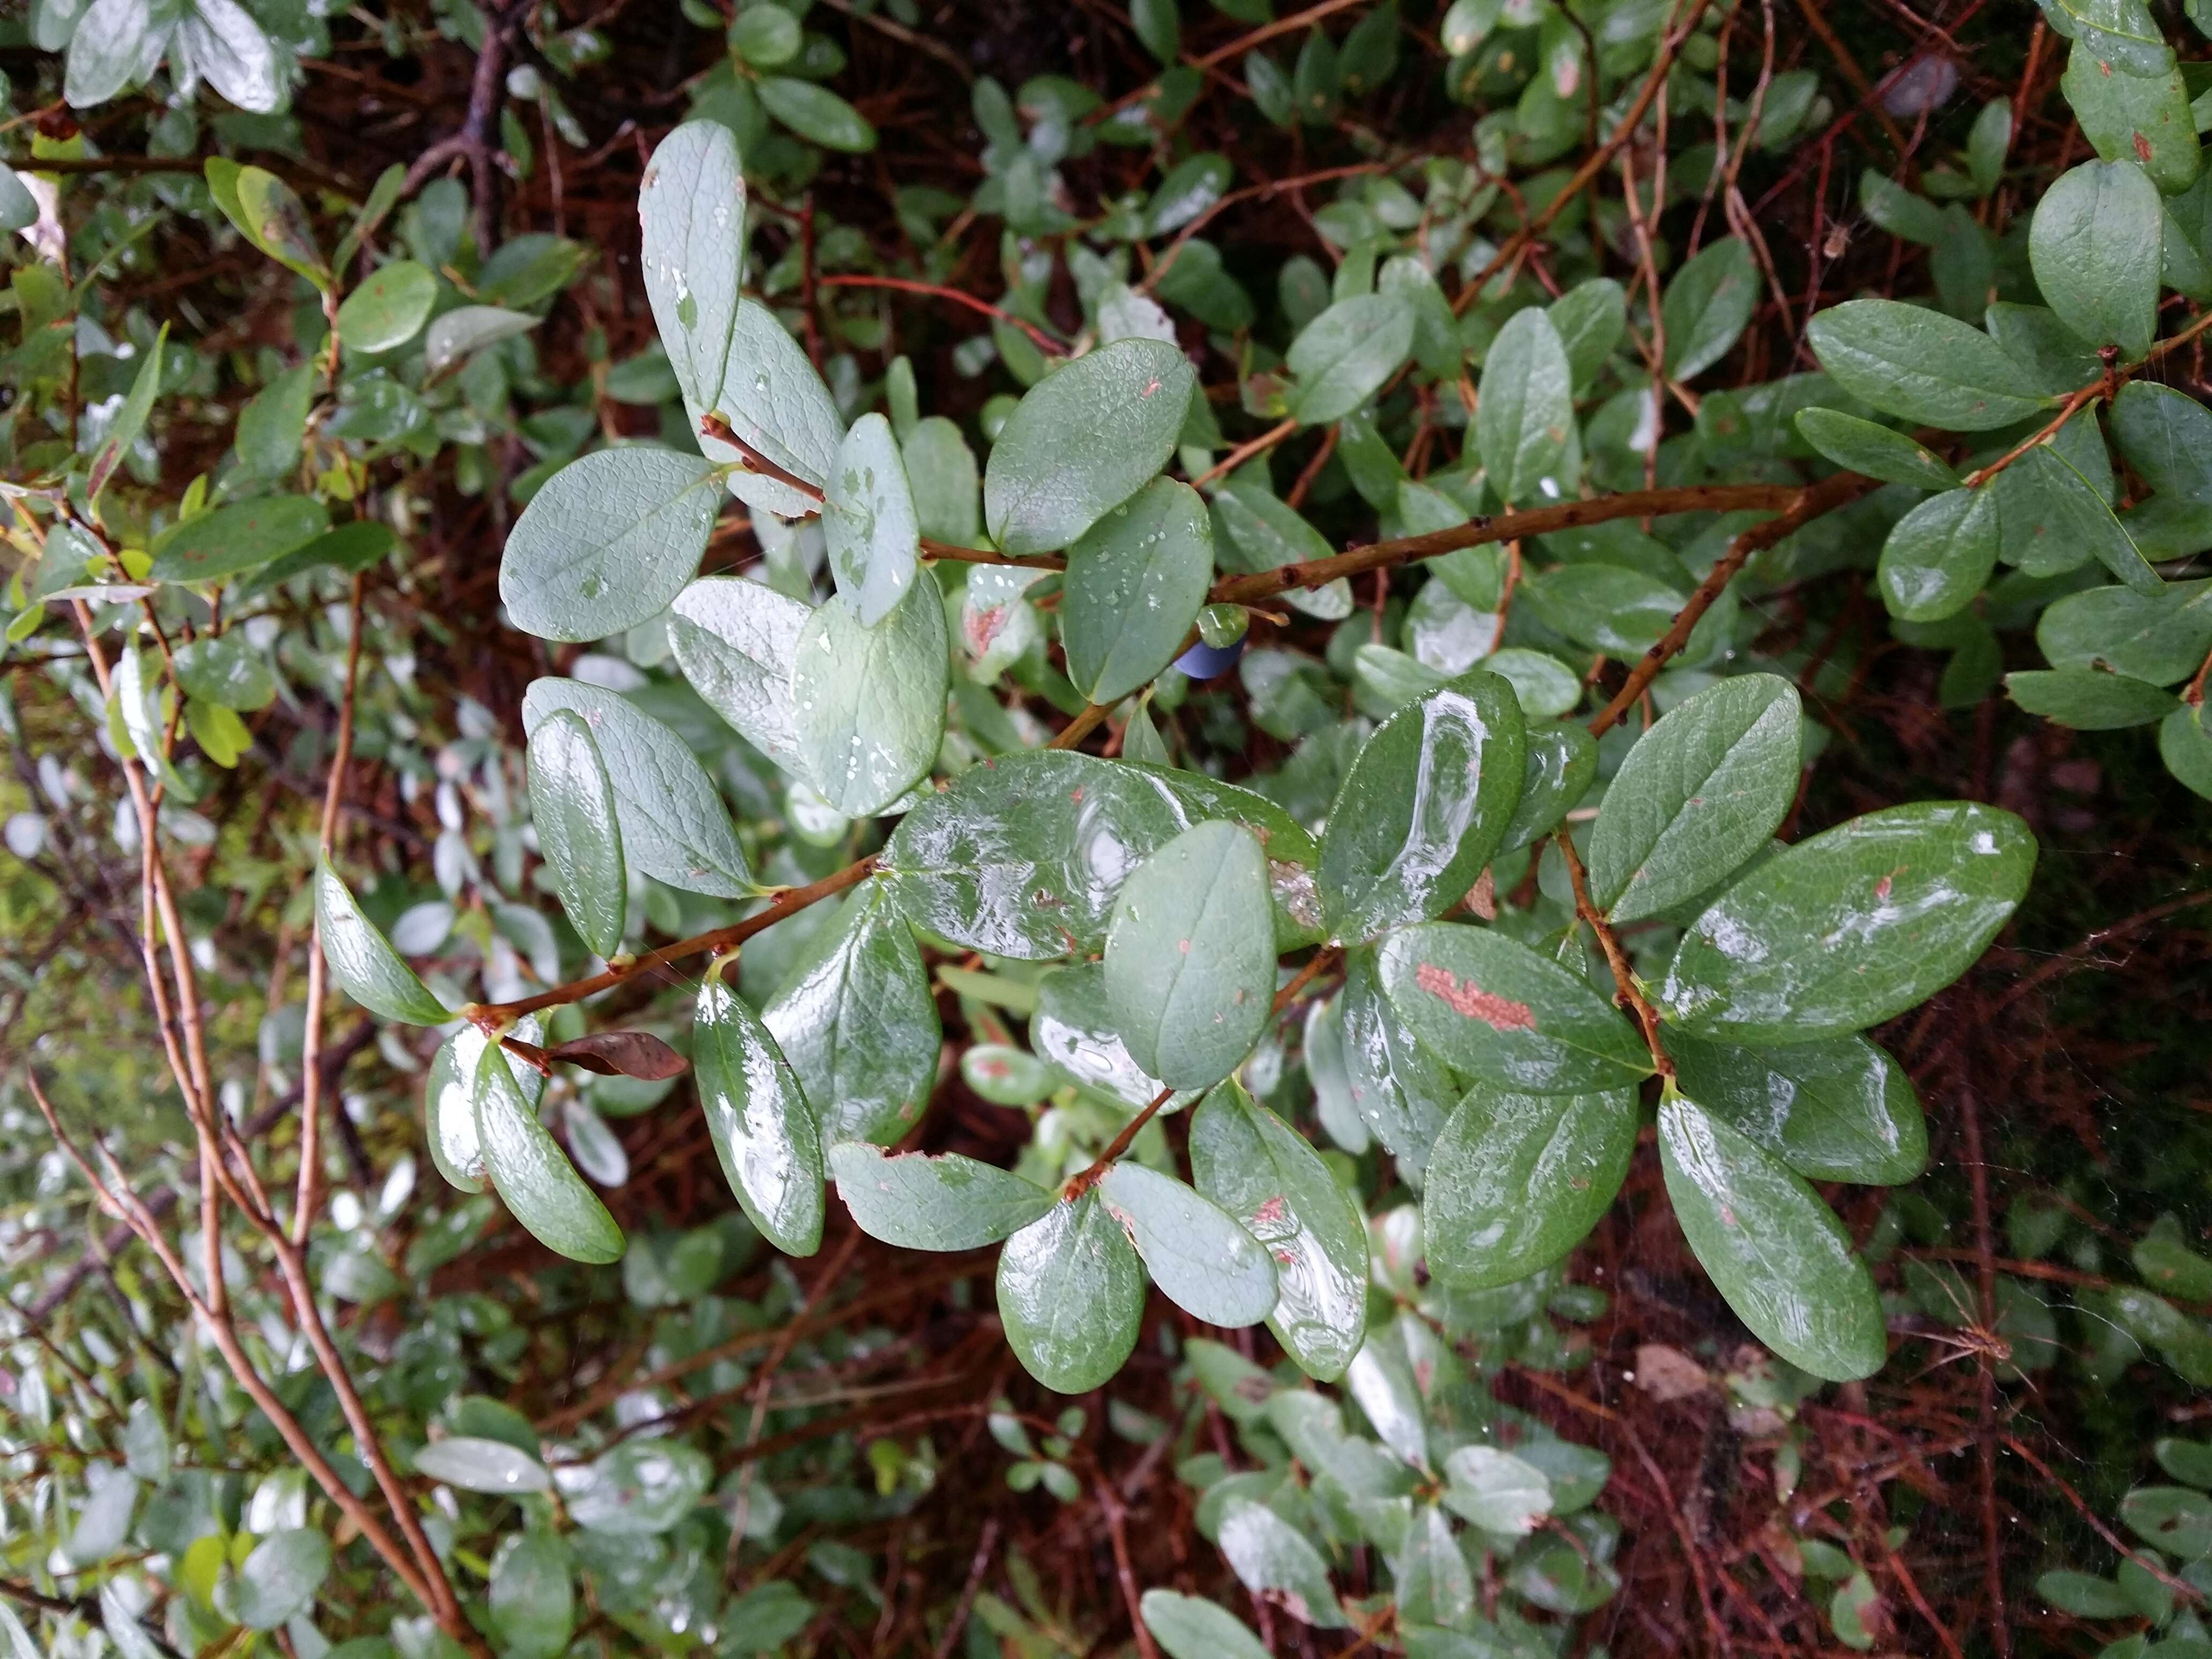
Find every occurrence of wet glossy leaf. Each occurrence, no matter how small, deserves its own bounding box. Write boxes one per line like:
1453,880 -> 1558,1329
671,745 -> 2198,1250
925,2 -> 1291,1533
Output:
667,576 -> 810,770
2121,1486 -> 2212,1561
1190,1080 -> 1368,1379
1796,407 -> 1960,489
904,415 -> 981,544
825,413 -> 920,625
1658,1091 -> 1888,1380
1139,1590 -> 1272,1659
639,121 -> 747,413
489,1533 -> 573,1659
695,975 -> 823,1256
984,338 -> 1195,555
315,859 -> 449,1025
1033,962 -> 1187,1110
424,1019 -> 542,1193
1588,674 -> 1802,923
1288,293 -> 1416,425
335,260 -> 436,353
148,496 -> 330,584
1101,1161 -> 1277,1327
229,1528 -> 330,1630
527,709 -> 626,958
413,1436 -> 550,1495
997,1193 -> 1147,1393
1665,1029 -> 1927,1183
522,677 -> 752,897
562,1441 -> 712,1535
87,321 -> 165,500
235,362 -> 316,481
1398,1501 -> 1476,1626
1501,721 -> 1598,852
1217,1497 -> 1349,1626
1104,820 -> 1275,1089
1380,923 -> 1652,1093
473,1040 -> 625,1265
1062,477 -> 1213,704
696,299 -> 846,520
423,305 -> 539,375
1662,236 -> 1756,380
791,564 -> 947,817
1519,562 -> 1688,655
1477,307 -> 1579,505
172,631 -> 275,711
829,1141 -> 1053,1250
1878,487 -> 2001,622
2030,160 -> 2162,358
1806,299 -> 2050,430
1320,669 -> 1526,944
1422,1083 -> 1637,1288
500,447 -> 722,641
882,750 -> 1318,958
1658,801 -> 2036,1043
763,881 -> 938,1145
1338,945 -> 1459,1174
1442,1446 -> 1553,1536
0,167 -> 35,235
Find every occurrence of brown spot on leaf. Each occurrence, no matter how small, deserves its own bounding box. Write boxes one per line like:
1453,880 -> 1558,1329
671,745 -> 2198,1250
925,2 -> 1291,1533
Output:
1414,962 -> 1536,1031
2135,131 -> 2154,163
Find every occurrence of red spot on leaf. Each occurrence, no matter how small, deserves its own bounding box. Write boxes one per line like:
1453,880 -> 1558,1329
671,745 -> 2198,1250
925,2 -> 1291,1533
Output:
2134,131 -> 2154,163
1254,1195 -> 1288,1227
1874,875 -> 1893,900
1414,962 -> 1536,1031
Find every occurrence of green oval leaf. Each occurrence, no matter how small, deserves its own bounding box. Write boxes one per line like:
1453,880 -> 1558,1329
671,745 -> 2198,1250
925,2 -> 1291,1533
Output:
1665,1029 -> 1926,1184
1500,721 -> 1598,853
1217,1497 -> 1349,1627
1098,1161 -> 1278,1327
828,1141 -> 1054,1250
1288,293 -> 1416,426
335,259 -> 436,353
2006,665 -> 2179,727
229,1529 -> 330,1631
315,859 -> 449,1025
563,1442 -> 711,1535
172,631 -> 275,711
1063,476 -> 1214,704
2039,578 -> 2212,684
1189,1080 -> 1368,1379
757,74 -> 877,152
825,412 -> 920,626
1477,307 -> 1579,505
424,305 -> 539,375
882,749 -> 1319,959
791,564 -> 947,817
1588,674 -> 1802,923
489,1533 -> 573,1659
2110,381 -> 2212,503
1657,801 -> 2038,1042
413,1436 -> 550,1495
1657,1091 -> 1888,1380
763,882 -> 939,1145
1139,1591 -> 1272,1659
473,1040 -> 625,1264
1441,1445 -> 1555,1536
2030,159 -> 2162,360
500,446 -> 722,642
1661,236 -> 1756,381
984,339 -> 1195,556
1878,486 -> 2001,622
639,121 -> 747,413
1422,1083 -> 1637,1288
1104,819 -> 1276,1090
997,1193 -> 1147,1393
666,575 -> 810,769
1805,299 -> 2051,431
527,710 -> 626,959
1320,669 -> 1527,944
521,678 -> 752,897
1795,407 -> 1960,489
424,1018 -> 543,1193
1339,944 -> 1458,1175
1378,922 -> 1653,1093
148,496 -> 331,584
695,975 -> 824,1256
697,298 -> 847,520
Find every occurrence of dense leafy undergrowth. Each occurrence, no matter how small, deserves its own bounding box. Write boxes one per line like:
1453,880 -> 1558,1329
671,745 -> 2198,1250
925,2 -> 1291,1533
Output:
4,0 -> 2212,1654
